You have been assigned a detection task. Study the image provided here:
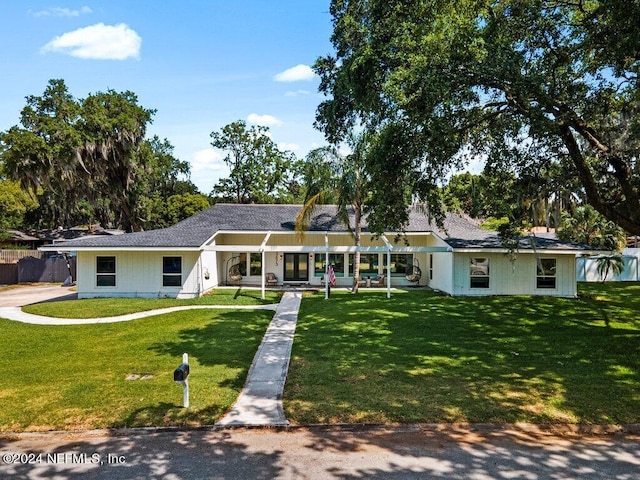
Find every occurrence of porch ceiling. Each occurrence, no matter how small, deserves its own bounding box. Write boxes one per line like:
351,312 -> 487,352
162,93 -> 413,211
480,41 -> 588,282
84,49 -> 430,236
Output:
203,244 -> 451,253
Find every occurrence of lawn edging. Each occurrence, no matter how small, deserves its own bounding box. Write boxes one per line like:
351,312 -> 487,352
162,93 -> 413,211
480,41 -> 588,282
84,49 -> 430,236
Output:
2,422 -> 639,440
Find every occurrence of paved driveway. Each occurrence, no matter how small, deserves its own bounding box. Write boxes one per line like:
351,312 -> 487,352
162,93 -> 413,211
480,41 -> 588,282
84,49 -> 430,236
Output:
0,284 -> 77,307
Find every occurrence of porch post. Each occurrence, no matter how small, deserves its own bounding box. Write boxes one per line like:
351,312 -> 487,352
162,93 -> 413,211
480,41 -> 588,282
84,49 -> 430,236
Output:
386,249 -> 391,298
325,232 -> 330,300
381,234 -> 392,299
260,231 -> 271,300
261,250 -> 266,300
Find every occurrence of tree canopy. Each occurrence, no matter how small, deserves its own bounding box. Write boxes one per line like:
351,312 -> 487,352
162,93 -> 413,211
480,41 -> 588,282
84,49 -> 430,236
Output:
0,163 -> 38,239
210,120 -> 302,204
316,0 -> 640,235
557,204 -> 626,252
0,79 -> 203,231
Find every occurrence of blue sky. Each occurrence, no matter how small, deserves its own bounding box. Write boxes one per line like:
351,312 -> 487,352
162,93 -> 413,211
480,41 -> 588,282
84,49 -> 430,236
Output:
0,1 -> 334,193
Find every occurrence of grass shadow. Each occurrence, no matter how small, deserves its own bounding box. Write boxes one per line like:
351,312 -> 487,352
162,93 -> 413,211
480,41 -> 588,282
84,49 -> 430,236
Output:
284,286 -> 640,424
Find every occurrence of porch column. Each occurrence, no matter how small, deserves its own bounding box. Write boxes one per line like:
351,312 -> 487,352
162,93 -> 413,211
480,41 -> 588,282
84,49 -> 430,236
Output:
381,235 -> 392,299
386,250 -> 391,298
260,231 -> 272,300
261,250 -> 266,300
325,232 -> 330,300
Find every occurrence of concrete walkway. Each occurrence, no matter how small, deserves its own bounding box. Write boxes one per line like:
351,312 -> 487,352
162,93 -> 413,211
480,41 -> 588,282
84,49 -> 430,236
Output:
217,291 -> 302,426
0,304 -> 278,325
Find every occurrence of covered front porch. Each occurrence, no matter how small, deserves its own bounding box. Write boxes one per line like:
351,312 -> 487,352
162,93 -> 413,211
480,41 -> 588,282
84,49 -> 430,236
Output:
204,230 -> 451,299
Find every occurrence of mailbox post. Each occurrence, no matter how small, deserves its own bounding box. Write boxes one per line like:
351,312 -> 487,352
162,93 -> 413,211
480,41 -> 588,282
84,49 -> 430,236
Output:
173,353 -> 190,408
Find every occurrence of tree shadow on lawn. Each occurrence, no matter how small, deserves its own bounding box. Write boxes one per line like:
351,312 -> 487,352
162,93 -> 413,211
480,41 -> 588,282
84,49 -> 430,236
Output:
141,309 -> 274,426
148,309 -> 273,372
286,290 -> 640,424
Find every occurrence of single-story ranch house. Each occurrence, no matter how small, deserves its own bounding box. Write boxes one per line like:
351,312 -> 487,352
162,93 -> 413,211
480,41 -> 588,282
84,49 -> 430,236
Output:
41,203 -> 598,299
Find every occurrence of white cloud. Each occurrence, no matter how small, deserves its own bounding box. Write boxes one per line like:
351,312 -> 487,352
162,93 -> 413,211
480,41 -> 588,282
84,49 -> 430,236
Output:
284,89 -> 310,97
192,148 -> 225,170
273,64 -> 316,82
278,142 -> 300,152
247,113 -> 283,127
31,6 -> 92,17
41,23 -> 141,60
189,148 -> 228,193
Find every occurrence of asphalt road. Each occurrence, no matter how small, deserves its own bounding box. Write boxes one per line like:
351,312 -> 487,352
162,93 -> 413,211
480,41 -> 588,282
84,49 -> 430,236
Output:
1,424 -> 639,479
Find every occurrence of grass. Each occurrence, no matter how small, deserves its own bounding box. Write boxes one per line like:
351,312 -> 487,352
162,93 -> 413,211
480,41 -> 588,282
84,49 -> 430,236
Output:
4,283 -> 640,431
0,307 -> 273,432
22,287 -> 282,318
284,283 -> 640,425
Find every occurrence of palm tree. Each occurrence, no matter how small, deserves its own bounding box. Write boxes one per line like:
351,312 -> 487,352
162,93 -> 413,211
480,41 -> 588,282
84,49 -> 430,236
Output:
557,205 -> 627,252
596,255 -> 625,283
295,132 -> 371,293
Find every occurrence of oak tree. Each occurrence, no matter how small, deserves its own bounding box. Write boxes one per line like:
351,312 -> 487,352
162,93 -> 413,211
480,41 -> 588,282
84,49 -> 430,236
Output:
316,0 -> 640,234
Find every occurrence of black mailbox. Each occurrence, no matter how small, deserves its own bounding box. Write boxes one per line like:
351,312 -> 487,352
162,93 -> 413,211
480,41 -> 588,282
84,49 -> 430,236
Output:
173,363 -> 190,382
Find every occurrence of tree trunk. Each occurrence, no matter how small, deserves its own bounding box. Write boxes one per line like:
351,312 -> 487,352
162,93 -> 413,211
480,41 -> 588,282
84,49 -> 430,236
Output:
559,124 -> 640,235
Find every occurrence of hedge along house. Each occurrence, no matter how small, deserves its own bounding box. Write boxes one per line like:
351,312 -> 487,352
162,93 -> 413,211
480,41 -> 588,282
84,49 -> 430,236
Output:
41,203 -> 598,300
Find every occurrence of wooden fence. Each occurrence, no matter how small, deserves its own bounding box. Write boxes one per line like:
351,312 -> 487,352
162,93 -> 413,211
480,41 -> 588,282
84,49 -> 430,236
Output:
0,252 -> 76,285
0,250 -> 42,264
0,264 -> 18,285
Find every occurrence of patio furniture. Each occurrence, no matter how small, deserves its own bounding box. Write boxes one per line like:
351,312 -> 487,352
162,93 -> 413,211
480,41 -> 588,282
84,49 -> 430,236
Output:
358,275 -> 368,287
265,272 -> 278,286
370,274 -> 385,287
405,258 -> 422,283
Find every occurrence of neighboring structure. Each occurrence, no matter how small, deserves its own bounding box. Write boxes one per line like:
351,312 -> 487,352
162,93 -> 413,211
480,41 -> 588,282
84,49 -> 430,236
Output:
41,204 -> 599,299
577,248 -> 640,282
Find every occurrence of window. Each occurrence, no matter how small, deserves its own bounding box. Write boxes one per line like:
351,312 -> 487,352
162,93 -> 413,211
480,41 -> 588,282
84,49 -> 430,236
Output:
163,256 -> 182,287
250,253 -> 262,276
315,254 -> 345,277
349,253 -> 379,276
96,256 -> 116,287
470,258 -> 490,288
390,254 -> 413,276
536,258 -> 556,289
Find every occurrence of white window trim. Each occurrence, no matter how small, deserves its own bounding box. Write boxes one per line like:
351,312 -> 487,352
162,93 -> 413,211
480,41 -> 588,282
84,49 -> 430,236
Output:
96,255 -> 117,288
162,255 -> 183,288
470,257 -> 490,289
536,257 -> 557,289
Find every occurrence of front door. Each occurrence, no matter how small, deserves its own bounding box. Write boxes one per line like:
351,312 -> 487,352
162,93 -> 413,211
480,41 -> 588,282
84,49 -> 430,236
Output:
284,253 -> 308,282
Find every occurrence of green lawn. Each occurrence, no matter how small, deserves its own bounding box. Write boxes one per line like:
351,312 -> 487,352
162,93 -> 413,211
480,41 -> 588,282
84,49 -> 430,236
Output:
0,308 -> 272,432
22,288 -> 281,318
284,283 -> 640,425
3,283 -> 639,431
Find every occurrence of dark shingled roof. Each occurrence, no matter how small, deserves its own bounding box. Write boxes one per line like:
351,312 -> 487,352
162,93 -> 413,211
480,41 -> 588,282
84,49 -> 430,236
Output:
45,203 -> 592,251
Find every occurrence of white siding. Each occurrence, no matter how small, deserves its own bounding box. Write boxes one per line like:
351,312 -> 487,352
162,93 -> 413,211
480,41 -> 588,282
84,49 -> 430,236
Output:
200,250 -> 219,292
452,252 -> 577,297
77,250 -> 204,299
429,252 -> 454,294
